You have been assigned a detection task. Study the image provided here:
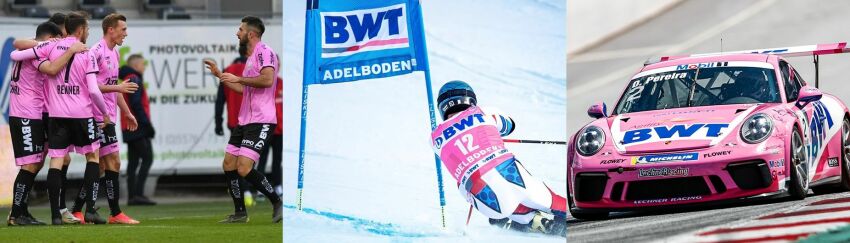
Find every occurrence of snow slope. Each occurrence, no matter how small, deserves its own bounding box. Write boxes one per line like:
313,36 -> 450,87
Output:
281,0 -> 566,242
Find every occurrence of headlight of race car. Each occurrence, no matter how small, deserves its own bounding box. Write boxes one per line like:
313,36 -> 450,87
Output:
740,113 -> 773,144
577,126 -> 605,156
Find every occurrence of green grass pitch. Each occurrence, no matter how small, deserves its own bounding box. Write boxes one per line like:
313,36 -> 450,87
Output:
0,201 -> 282,242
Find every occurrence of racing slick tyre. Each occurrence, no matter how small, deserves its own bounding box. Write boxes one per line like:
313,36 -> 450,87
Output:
839,117 -> 850,191
567,193 -> 608,220
789,128 -> 810,200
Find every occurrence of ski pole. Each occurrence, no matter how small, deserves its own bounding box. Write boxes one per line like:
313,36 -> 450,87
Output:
504,139 -> 567,145
466,204 -> 474,226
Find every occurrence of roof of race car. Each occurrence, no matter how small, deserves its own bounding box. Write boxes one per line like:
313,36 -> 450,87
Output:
641,54 -> 775,72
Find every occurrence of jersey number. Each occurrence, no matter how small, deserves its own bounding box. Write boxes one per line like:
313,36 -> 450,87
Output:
63,55 -> 76,83
10,61 -> 22,82
454,134 -> 479,155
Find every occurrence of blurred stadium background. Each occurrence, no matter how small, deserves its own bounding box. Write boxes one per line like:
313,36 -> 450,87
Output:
0,0 -> 281,206
569,0 -> 850,135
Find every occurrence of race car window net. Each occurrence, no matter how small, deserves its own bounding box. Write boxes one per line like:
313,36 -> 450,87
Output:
780,60 -> 799,102
614,67 -> 780,114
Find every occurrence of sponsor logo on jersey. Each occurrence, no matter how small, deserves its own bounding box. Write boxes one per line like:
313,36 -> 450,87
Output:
622,123 -> 729,145
631,152 -> 698,165
433,113 -> 485,149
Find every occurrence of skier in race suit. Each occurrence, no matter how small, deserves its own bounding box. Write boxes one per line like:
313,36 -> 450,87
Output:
430,80 -> 566,235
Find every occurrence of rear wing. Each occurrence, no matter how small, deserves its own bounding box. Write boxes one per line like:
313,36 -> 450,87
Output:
646,42 -> 850,87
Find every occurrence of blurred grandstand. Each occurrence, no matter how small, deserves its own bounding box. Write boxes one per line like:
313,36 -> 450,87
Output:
2,0 -> 281,20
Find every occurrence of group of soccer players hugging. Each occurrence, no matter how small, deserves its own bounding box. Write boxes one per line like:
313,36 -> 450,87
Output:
5,11 -> 281,226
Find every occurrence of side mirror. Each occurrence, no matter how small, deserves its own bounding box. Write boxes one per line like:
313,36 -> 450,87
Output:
798,86 -> 823,103
587,102 -> 608,119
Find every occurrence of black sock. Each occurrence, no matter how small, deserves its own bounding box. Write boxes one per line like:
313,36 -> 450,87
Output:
224,170 -> 246,214
244,169 -> 281,205
20,170 -> 36,217
11,170 -> 36,217
104,170 -> 121,216
59,164 -> 69,209
47,169 -> 63,219
72,181 -> 86,213
82,162 -> 100,213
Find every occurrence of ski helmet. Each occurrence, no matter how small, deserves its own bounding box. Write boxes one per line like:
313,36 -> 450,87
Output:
437,80 -> 477,120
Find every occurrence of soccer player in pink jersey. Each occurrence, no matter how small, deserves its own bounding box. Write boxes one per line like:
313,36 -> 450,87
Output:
204,16 -> 282,223
10,11 -> 114,225
6,21 -> 87,226
12,13 -> 87,224
68,13 -> 140,225
432,81 -> 566,235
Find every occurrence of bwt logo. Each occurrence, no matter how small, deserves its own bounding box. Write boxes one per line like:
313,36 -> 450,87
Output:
433,113 -> 486,149
622,123 -> 729,145
808,101 -> 833,159
750,49 -> 788,54
321,3 -> 409,58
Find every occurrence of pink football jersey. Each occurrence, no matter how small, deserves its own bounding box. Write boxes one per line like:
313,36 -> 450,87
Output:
8,49 -> 47,119
89,39 -> 119,121
238,41 -> 278,125
37,37 -> 99,118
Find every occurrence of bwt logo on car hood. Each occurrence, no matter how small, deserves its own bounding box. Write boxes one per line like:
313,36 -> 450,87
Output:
321,3 -> 409,58
610,105 -> 758,152
622,123 -> 729,145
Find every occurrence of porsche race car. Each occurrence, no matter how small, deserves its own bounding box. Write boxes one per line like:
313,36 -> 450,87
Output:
568,43 -> 850,220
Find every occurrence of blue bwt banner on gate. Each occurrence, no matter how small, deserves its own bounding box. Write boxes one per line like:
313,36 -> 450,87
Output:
304,0 -> 428,85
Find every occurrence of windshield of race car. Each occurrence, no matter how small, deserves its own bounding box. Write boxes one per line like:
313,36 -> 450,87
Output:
614,67 -> 780,114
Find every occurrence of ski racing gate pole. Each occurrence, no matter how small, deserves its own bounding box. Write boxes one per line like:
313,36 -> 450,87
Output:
296,0 -> 448,230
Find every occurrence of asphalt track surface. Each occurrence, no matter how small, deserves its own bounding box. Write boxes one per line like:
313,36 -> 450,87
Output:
567,191 -> 850,243
567,0 -> 850,242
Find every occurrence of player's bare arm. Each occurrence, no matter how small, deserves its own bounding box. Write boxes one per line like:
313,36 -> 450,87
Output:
234,67 -> 274,88
38,42 -> 87,75
218,73 -> 244,93
116,95 -> 138,131
98,81 -> 138,93
203,59 -> 223,78
13,38 -> 38,50
86,73 -> 112,127
205,59 -> 243,93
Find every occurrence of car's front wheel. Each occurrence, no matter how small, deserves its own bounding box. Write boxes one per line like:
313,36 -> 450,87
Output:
789,128 -> 809,200
567,193 -> 609,221
839,117 -> 850,191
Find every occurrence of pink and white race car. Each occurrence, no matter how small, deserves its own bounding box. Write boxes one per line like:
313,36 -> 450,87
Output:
568,43 -> 850,220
